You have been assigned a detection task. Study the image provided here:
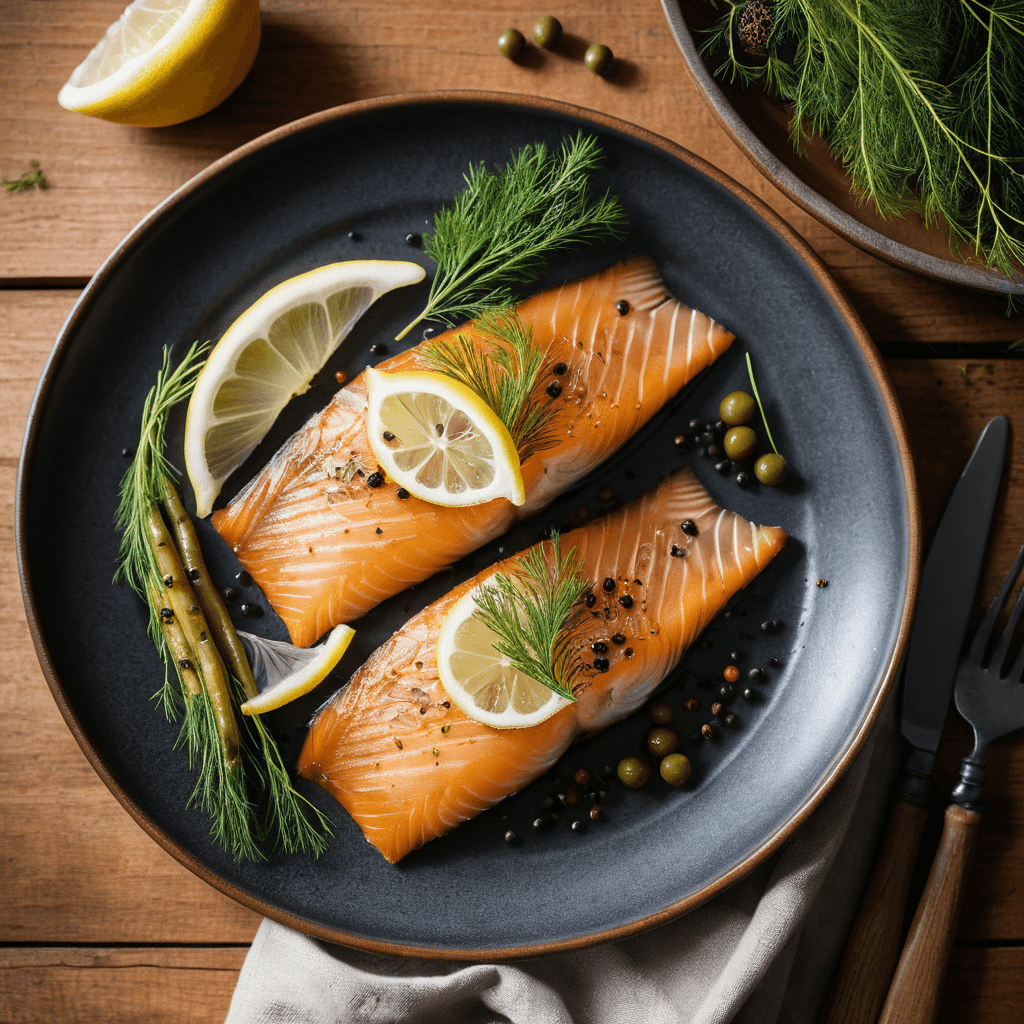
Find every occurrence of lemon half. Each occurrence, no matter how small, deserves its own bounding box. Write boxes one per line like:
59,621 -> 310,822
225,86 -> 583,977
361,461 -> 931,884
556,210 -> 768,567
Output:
58,0 -> 261,127
436,585 -> 571,729
365,367 -> 526,508
185,260 -> 426,517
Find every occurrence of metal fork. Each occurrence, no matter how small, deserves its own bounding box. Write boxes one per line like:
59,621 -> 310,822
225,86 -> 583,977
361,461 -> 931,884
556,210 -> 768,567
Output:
880,545 -> 1024,1024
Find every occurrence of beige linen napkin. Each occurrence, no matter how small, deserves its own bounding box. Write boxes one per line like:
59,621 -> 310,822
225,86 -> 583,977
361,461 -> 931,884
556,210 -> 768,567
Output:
226,697 -> 898,1024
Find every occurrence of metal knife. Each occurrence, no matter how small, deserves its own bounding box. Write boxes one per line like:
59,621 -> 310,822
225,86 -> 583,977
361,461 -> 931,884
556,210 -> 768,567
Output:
819,415 -> 1008,1024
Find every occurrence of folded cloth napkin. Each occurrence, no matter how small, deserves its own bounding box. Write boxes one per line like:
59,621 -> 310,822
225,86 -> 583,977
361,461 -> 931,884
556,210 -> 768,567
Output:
226,696 -> 898,1024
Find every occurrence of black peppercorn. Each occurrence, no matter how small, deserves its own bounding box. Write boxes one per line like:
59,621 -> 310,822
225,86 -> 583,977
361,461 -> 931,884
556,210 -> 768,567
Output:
369,342 -> 388,356
240,603 -> 261,617
674,434 -> 689,451
347,230 -> 362,241
718,682 -> 734,701
618,593 -> 634,609
706,443 -> 720,458
585,593 -> 597,608
593,656 -> 610,672
701,723 -> 714,739
611,632 -> 626,645
178,658 -> 193,671
680,519 -> 698,536
222,587 -> 236,601
160,607 -> 173,619
375,527 -> 383,535
382,430 -> 395,442
742,687 -> 754,701
615,299 -> 630,315
504,830 -> 516,843
533,817 -> 545,831
397,488 -> 410,499
367,472 -> 384,488
553,362 -> 568,376
603,577 -> 616,592
405,232 -> 422,247
724,713 -> 736,727
589,806 -> 602,822
736,472 -> 750,487
624,647 -> 634,658
591,641 -> 608,654
748,667 -> 764,680
571,819 -> 583,832
670,544 -> 687,558
121,447 -> 132,457
546,381 -> 563,398
689,419 -> 702,431
235,570 -> 253,586
770,657 -> 780,667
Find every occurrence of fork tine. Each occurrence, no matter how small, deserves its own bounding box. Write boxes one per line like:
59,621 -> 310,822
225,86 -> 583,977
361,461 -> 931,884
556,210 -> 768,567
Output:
969,545 -> 1024,664
993,557 -> 1024,676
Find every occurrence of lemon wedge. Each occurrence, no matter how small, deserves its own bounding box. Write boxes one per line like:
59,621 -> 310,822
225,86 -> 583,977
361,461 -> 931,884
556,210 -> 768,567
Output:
185,260 -> 426,517
238,624 -> 354,716
57,0 -> 262,127
436,585 -> 571,729
365,367 -> 526,507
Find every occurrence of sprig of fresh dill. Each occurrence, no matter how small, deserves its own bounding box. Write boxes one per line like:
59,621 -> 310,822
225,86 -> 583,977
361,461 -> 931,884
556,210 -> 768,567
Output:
395,132 -> 627,340
3,160 -> 46,193
115,345 -> 329,862
473,532 -> 592,701
702,0 -> 1024,277
420,307 -> 556,462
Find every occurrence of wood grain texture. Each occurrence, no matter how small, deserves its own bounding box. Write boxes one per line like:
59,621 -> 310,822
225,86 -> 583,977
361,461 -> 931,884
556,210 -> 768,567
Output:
819,798 -> 929,1024
0,947 -> 245,1024
880,804 -> 983,1024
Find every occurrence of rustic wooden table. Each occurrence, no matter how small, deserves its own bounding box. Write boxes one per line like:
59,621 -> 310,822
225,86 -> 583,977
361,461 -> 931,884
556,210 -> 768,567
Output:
1,2 -> 1022,1020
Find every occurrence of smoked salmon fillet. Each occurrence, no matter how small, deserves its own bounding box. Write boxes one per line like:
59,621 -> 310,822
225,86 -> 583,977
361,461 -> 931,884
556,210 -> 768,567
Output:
297,466 -> 786,863
213,255 -> 735,647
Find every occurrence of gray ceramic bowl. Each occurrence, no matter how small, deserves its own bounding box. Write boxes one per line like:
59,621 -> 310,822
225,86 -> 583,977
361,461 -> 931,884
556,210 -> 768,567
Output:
662,0 -> 1024,296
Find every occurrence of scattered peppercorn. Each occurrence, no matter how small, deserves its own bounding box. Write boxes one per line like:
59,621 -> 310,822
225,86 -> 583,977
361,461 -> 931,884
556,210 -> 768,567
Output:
585,593 -> 597,608
553,361 -> 568,376
160,607 -> 173,620
382,430 -> 395,441
546,381 -> 563,398
375,527 -> 383,535
497,27 -> 526,60
573,767 -> 591,788
770,657 -> 780,667
121,447 -> 132,457
178,657 -> 193,671
533,817 -> 546,831
597,485 -> 615,502
736,471 -> 750,487
334,370 -> 348,385
701,723 -> 714,739
241,603 -> 261,617
347,230 -> 362,241
603,577 -> 616,592
162,573 -> 174,586
405,232 -> 422,247
593,656 -> 610,672
706,443 -> 720,458
723,665 -> 740,683
684,697 -> 700,712
591,641 -> 608,654
673,434 -> 690,452
397,488 -> 410,499
589,806 -> 602,822
724,713 -> 736,727
615,299 -> 630,315
235,570 -> 253,586
742,687 -> 754,701
689,419 -> 702,431
369,343 -> 388,356
711,702 -> 722,716
222,587 -> 236,601
504,830 -> 517,843
680,519 -> 699,536
618,594 -> 633,609
366,472 -> 384,488
611,632 -> 626,645
748,667 -> 764,681
817,578 -> 828,588
715,460 -> 730,474
624,648 -> 634,658
650,701 -> 673,725
718,683 -> 734,701
670,544 -> 687,558
571,820 -> 583,832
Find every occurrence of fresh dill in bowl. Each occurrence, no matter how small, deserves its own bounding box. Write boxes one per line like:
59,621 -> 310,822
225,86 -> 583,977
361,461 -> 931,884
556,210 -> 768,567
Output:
701,0 -> 1024,278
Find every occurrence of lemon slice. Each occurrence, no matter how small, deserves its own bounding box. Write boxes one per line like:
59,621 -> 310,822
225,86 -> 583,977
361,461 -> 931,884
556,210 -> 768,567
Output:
238,624 -> 355,715
365,367 -> 526,507
185,260 -> 426,517
58,0 -> 262,127
436,586 -> 571,729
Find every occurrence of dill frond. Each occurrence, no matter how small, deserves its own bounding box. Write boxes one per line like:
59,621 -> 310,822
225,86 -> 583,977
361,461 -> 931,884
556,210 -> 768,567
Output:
702,0 -> 1024,277
396,132 -> 627,340
473,532 -> 592,701
421,307 -> 556,462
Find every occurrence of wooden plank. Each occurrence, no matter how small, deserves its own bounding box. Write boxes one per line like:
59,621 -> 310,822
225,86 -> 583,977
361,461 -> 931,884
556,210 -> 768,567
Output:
0,947 -> 245,1024
0,1 -> 1020,349
941,947 -> 1024,1022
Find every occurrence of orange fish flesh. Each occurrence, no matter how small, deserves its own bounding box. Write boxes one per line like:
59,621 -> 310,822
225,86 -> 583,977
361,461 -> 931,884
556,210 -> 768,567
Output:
213,255 -> 735,647
297,465 -> 787,864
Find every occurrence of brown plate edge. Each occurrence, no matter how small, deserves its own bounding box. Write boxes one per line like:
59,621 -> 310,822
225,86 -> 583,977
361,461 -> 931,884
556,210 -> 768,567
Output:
659,0 -> 1024,297
14,88 -> 922,961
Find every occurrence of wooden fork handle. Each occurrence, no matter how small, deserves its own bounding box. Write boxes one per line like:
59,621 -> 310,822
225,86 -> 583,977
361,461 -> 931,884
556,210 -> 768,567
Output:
818,798 -> 929,1024
878,803 -> 982,1024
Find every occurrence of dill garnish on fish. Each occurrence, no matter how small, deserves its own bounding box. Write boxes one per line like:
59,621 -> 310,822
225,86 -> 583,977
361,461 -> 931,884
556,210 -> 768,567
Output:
395,132 -> 627,340
473,532 -> 592,701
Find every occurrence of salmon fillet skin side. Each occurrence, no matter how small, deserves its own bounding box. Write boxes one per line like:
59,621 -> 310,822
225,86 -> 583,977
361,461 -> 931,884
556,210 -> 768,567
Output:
212,255 -> 735,647
298,466 -> 787,864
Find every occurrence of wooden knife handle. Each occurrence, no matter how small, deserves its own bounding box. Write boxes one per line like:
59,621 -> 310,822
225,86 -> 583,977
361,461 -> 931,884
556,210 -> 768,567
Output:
818,797 -> 928,1024
878,803 -> 982,1024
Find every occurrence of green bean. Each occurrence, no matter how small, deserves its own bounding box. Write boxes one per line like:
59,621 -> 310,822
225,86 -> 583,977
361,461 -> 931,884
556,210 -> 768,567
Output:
160,478 -> 258,701
147,578 -> 202,698
146,505 -> 240,771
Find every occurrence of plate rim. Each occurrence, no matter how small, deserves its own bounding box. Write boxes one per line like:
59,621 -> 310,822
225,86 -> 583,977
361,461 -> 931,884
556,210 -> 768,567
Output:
660,0 -> 1024,297
15,89 -> 921,960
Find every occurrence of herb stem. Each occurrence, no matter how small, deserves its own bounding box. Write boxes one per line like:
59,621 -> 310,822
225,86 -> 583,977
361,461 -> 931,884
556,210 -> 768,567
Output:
745,352 -> 780,456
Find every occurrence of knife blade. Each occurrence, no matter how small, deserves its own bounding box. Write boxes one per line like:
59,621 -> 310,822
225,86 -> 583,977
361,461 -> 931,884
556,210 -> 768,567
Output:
819,415 -> 1008,1024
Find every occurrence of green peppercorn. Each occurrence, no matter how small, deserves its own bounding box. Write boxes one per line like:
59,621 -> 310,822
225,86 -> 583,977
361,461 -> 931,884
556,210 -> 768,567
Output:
584,43 -> 614,76
533,16 -> 562,50
660,753 -> 692,787
646,726 -> 680,758
650,701 -> 673,725
723,425 -> 757,461
497,28 -> 526,61
755,452 -> 789,485
617,755 -> 651,789
719,390 -> 756,426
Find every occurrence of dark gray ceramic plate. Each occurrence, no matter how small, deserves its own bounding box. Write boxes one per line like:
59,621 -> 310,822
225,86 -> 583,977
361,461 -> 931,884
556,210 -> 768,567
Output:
17,93 -> 919,959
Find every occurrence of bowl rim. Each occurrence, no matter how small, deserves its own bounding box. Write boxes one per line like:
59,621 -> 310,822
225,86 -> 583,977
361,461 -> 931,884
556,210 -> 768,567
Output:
660,0 -> 1024,296
15,88 -> 921,960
